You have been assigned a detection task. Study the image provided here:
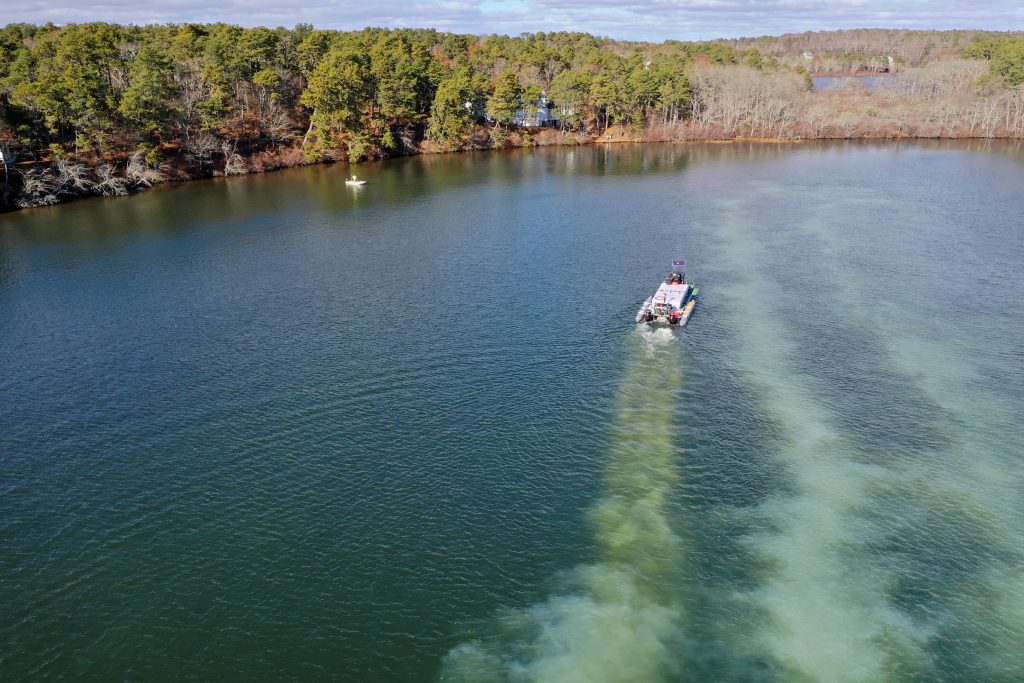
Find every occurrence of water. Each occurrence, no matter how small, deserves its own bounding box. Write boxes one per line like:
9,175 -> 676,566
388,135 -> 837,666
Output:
2,141 -> 1023,681
812,74 -> 896,90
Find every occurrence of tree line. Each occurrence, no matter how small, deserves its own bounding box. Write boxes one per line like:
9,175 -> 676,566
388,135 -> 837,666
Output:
0,24 -> 732,165
722,29 -> 1024,72
2,23 -> 1023,209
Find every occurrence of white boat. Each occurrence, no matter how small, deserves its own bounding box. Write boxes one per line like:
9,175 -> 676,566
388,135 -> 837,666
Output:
635,260 -> 699,326
345,175 -> 366,186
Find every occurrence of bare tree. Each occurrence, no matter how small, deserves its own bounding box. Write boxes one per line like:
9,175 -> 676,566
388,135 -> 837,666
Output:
220,139 -> 247,175
93,164 -> 129,196
688,65 -> 803,137
16,168 -> 59,207
184,133 -> 219,172
126,151 -> 165,187
173,64 -> 209,142
261,101 -> 296,148
51,158 -> 94,195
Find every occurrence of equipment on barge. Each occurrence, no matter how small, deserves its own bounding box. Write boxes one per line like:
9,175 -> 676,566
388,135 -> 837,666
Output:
635,260 -> 699,326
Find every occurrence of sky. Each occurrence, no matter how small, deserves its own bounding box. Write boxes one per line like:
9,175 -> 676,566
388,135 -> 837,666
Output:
4,0 -> 1023,42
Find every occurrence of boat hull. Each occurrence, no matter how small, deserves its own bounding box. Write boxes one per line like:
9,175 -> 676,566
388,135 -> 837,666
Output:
634,297 -> 654,323
678,297 -> 697,325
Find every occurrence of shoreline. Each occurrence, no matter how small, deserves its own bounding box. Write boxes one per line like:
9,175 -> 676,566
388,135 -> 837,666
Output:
3,132 -> 1023,216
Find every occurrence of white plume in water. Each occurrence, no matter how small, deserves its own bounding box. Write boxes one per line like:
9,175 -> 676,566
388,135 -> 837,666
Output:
713,194 -> 930,681
789,194 -> 1024,678
444,567 -> 680,683
441,328 -> 688,682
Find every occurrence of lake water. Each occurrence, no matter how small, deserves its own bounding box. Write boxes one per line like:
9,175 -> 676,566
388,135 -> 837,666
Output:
2,141 -> 1023,682
812,74 -> 896,90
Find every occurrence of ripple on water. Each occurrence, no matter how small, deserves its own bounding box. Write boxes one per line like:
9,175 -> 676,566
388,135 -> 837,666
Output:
1,142 -> 1022,681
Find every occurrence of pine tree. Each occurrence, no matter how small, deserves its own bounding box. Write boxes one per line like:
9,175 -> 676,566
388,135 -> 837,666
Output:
486,71 -> 522,129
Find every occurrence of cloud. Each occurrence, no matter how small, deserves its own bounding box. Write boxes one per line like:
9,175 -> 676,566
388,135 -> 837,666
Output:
3,0 -> 1023,41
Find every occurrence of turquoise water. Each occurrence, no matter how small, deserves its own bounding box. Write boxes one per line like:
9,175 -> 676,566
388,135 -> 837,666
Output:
2,142 -> 1022,681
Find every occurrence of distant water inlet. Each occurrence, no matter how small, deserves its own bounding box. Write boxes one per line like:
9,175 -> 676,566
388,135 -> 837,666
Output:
441,327 -> 690,682
811,74 -> 895,90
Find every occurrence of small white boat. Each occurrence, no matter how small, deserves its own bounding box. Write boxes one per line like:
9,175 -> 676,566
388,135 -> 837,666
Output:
345,175 -> 366,186
635,260 -> 699,326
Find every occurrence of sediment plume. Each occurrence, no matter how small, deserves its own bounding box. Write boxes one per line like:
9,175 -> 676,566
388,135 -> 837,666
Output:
712,196 -> 929,681
441,327 -> 689,682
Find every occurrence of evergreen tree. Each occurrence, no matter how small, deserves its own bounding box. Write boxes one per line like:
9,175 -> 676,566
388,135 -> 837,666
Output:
427,67 -> 485,149
119,42 -> 176,134
548,69 -> 590,130
300,48 -> 369,150
487,71 -> 522,128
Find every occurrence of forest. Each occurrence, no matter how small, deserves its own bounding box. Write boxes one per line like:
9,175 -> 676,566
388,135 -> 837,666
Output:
2,23 -> 1023,210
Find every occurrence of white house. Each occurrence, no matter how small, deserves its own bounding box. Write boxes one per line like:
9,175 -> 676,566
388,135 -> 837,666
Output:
513,91 -> 560,127
480,91 -> 561,127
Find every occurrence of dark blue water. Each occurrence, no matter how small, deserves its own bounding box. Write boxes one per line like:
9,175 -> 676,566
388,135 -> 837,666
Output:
2,142 -> 1023,682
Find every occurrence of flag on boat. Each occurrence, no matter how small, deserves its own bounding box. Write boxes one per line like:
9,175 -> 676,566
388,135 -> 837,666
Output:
672,259 -> 686,267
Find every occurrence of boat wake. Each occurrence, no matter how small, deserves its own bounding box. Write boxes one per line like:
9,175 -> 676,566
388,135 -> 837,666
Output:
440,327 -> 688,682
